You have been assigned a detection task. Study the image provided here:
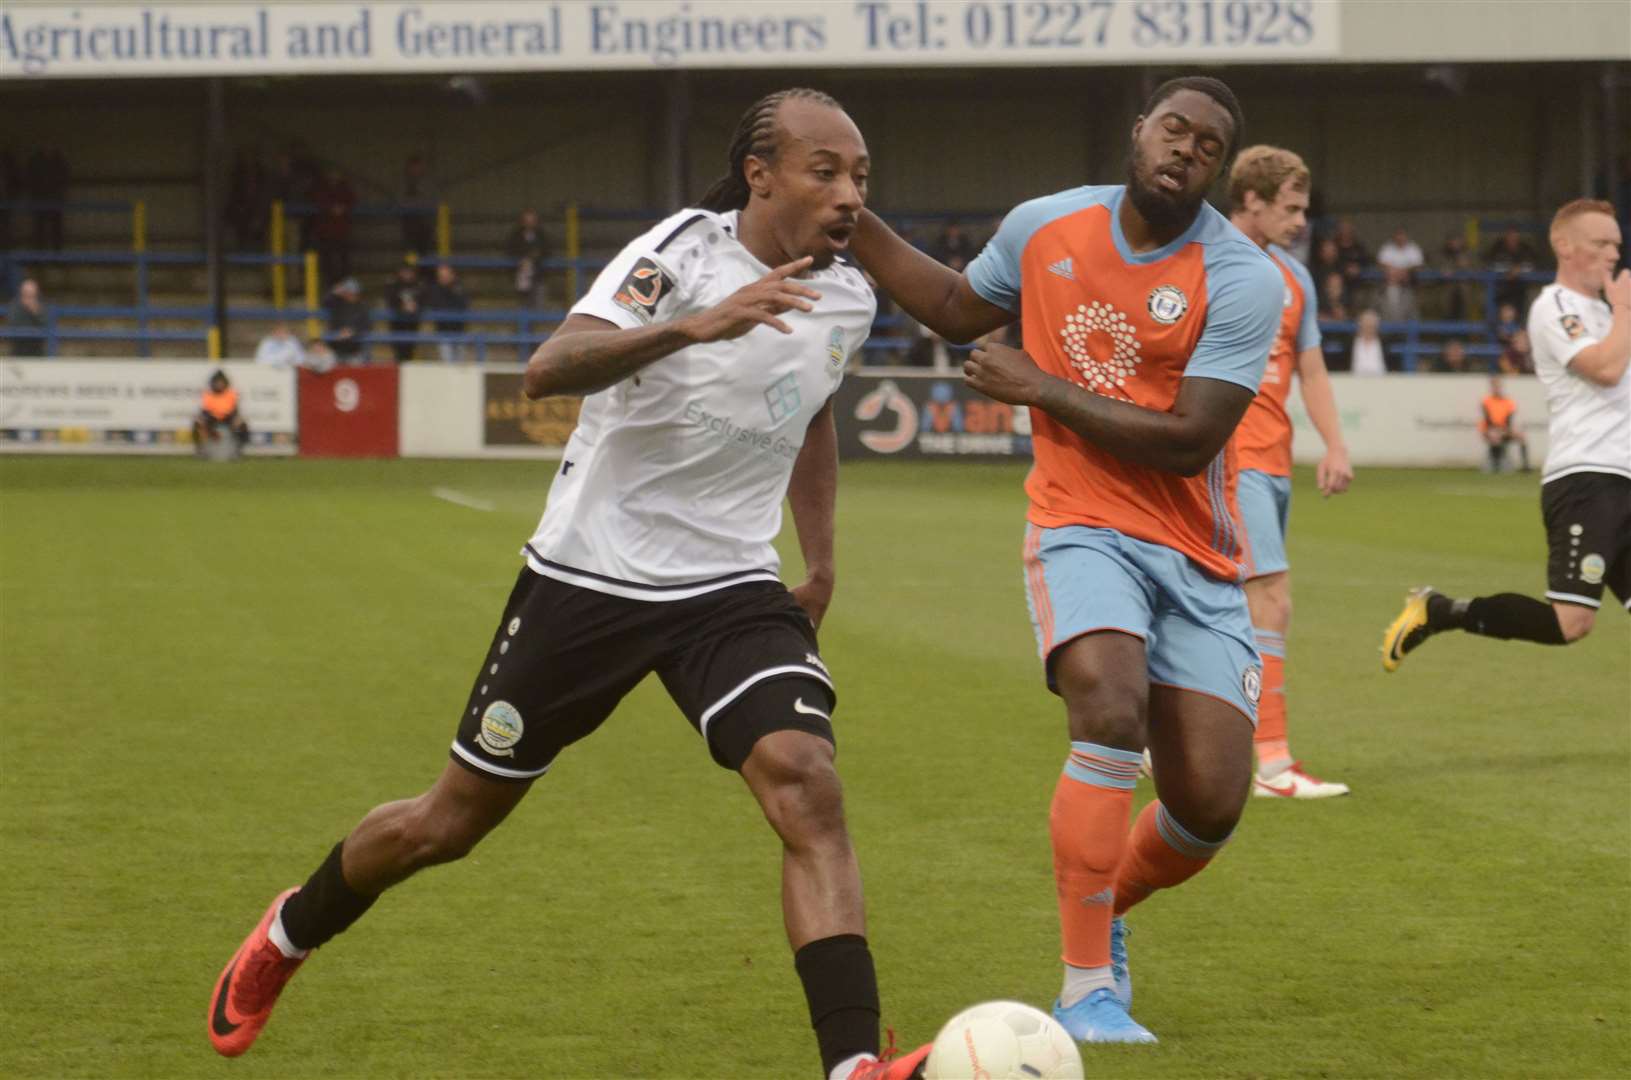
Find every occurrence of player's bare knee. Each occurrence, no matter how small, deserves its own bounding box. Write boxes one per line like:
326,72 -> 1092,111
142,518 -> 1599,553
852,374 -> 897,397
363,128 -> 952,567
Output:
1555,604 -> 1595,642
748,737 -> 847,847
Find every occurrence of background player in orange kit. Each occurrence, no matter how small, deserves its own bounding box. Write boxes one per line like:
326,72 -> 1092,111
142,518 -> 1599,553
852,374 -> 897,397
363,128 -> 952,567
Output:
848,76 -> 1282,1044
1225,146 -> 1355,799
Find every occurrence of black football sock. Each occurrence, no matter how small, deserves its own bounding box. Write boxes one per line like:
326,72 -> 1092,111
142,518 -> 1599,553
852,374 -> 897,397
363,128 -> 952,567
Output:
794,934 -> 881,1076
1435,592 -> 1568,644
278,841 -> 379,951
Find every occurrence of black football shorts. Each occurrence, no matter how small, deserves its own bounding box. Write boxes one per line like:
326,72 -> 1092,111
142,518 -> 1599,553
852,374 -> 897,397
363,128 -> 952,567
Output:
1541,472 -> 1631,610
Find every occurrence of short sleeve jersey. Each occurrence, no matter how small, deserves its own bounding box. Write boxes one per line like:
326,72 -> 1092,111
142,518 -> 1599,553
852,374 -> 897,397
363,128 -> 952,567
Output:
1527,282 -> 1630,483
966,185 -> 1282,581
1233,243 -> 1320,477
524,209 -> 876,600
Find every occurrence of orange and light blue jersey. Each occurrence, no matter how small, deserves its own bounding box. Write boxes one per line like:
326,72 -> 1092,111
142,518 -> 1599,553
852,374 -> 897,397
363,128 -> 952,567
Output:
966,185 -> 1282,582
1233,243 -> 1320,477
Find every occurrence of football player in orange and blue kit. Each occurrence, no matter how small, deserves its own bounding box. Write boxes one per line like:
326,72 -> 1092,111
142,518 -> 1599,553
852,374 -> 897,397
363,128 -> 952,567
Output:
849,77 -> 1282,1044
1225,146 -> 1354,799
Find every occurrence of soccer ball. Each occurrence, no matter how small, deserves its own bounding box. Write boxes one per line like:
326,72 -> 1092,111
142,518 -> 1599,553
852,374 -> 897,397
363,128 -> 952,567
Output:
923,1000 -> 1084,1079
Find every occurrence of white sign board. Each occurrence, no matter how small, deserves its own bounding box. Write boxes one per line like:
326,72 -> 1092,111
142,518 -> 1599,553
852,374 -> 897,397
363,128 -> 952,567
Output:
0,0 -> 1341,78
0,359 -> 297,454
1287,373 -> 1551,469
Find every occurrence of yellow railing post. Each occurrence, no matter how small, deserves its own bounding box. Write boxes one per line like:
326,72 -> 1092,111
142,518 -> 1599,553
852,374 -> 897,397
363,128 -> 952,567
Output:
132,199 -> 147,253
1464,216 -> 1480,258
565,202 -> 581,303
436,201 -> 451,258
304,251 -> 320,341
270,199 -> 287,310
207,325 -> 222,360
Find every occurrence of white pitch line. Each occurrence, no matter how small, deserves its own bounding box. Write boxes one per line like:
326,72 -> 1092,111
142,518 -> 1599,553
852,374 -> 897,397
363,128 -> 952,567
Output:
431,487 -> 496,512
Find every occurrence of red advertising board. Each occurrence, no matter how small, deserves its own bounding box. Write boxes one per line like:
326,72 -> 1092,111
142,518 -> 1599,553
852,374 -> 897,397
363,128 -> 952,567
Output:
298,367 -> 399,458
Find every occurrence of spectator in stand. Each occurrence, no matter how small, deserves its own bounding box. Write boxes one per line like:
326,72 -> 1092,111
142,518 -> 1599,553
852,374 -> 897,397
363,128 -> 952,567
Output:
323,277 -> 370,362
1375,264 -> 1420,323
931,221 -> 976,268
504,208 -> 549,307
1436,233 -> 1479,320
254,320 -> 307,368
1494,301 -> 1521,345
1332,218 -> 1370,281
312,167 -> 357,287
1351,309 -> 1388,376
385,260 -> 423,362
1311,236 -> 1343,286
5,277 -> 48,357
1430,339 -> 1472,374
1498,327 -> 1534,375
227,149 -> 270,251
1479,375 -> 1530,472
26,148 -> 68,251
400,153 -> 437,258
1318,270 -> 1350,320
422,263 -> 470,364
1485,225 -> 1540,310
1376,226 -> 1424,274
304,337 -> 338,373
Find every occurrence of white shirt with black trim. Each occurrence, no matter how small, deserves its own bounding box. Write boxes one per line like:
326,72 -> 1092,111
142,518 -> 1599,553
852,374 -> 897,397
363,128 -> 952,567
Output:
1528,282 -> 1630,483
524,208 -> 875,601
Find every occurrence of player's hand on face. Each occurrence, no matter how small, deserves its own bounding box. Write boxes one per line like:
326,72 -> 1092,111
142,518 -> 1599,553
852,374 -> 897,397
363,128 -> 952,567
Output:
1607,268 -> 1631,311
686,256 -> 821,343
1316,446 -> 1353,497
790,576 -> 833,630
964,342 -> 1048,406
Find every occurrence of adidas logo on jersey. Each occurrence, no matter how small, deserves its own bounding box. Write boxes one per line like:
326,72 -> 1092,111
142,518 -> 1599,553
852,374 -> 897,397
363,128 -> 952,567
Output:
1047,257 -> 1074,280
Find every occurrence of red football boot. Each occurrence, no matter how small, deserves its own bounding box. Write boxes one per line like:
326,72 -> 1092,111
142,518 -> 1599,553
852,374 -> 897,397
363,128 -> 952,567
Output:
207,888 -> 305,1056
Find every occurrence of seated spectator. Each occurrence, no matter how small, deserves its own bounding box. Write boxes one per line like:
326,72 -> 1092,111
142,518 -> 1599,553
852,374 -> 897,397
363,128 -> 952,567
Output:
932,221 -> 976,268
1351,310 -> 1388,376
1311,236 -> 1343,285
5,277 -> 48,357
1377,226 -> 1424,274
304,338 -> 338,374
193,369 -> 250,454
1375,264 -> 1420,323
422,263 -> 470,363
1430,339 -> 1472,373
254,320 -> 307,368
385,261 -> 423,363
1318,270 -> 1350,319
312,168 -> 357,286
1436,234 -> 1479,320
322,277 -> 370,361
1498,328 -> 1534,374
1485,226 -> 1540,310
506,208 -> 548,307
1479,375 -> 1530,472
1332,218 -> 1370,280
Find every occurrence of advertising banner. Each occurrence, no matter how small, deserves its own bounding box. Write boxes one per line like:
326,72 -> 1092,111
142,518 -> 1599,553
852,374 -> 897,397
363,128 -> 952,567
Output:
298,366 -> 400,458
2,1 -> 1341,79
0,359 -> 296,454
834,372 -> 1033,461
482,371 -> 581,455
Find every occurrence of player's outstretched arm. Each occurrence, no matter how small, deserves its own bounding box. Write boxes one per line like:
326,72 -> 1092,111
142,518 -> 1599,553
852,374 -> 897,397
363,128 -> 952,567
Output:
850,210 -> 1011,345
524,257 -> 820,399
965,342 -> 1255,475
1566,269 -> 1631,387
786,397 -> 838,629
1295,345 -> 1353,496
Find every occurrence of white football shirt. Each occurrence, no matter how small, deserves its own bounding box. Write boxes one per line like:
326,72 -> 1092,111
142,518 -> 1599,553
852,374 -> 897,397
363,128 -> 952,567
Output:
524,208 -> 876,600
1527,282 -> 1630,483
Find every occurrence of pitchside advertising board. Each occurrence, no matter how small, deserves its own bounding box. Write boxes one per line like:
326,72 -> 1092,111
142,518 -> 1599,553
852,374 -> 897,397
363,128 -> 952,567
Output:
0,1 -> 1341,78
835,372 -> 1033,460
0,359 -> 297,454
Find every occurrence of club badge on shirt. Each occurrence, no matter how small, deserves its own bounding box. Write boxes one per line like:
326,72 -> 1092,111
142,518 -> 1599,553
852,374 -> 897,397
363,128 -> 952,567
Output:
1559,313 -> 1586,340
613,257 -> 675,324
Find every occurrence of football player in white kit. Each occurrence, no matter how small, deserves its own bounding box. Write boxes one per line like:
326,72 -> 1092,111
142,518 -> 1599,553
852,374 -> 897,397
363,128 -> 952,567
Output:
1384,198 -> 1630,666
208,88 -> 931,1080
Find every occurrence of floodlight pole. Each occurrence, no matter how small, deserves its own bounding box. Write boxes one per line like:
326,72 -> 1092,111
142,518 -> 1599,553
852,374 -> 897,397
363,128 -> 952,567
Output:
659,71 -> 692,212
204,77 -> 228,358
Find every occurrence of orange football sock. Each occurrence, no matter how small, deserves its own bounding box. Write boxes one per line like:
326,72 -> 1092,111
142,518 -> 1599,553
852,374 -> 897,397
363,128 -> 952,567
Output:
1051,742 -> 1142,969
1252,639 -> 1290,776
1113,800 -> 1229,916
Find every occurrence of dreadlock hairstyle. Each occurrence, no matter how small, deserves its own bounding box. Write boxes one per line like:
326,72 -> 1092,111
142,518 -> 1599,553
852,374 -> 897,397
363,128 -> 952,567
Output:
1141,75 -> 1246,165
699,88 -> 844,213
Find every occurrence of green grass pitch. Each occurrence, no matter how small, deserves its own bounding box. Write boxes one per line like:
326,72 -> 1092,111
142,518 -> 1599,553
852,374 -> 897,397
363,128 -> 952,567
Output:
1,456 -> 1626,1079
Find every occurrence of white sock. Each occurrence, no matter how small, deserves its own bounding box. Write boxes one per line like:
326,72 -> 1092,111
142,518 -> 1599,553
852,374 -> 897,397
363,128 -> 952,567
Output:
267,901 -> 310,960
829,1052 -> 873,1080
1060,962 -> 1115,1008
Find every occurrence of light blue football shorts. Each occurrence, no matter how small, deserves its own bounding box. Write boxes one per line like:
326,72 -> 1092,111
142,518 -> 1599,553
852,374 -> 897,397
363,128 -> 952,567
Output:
1237,468 -> 1293,580
1022,523 -> 1260,723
